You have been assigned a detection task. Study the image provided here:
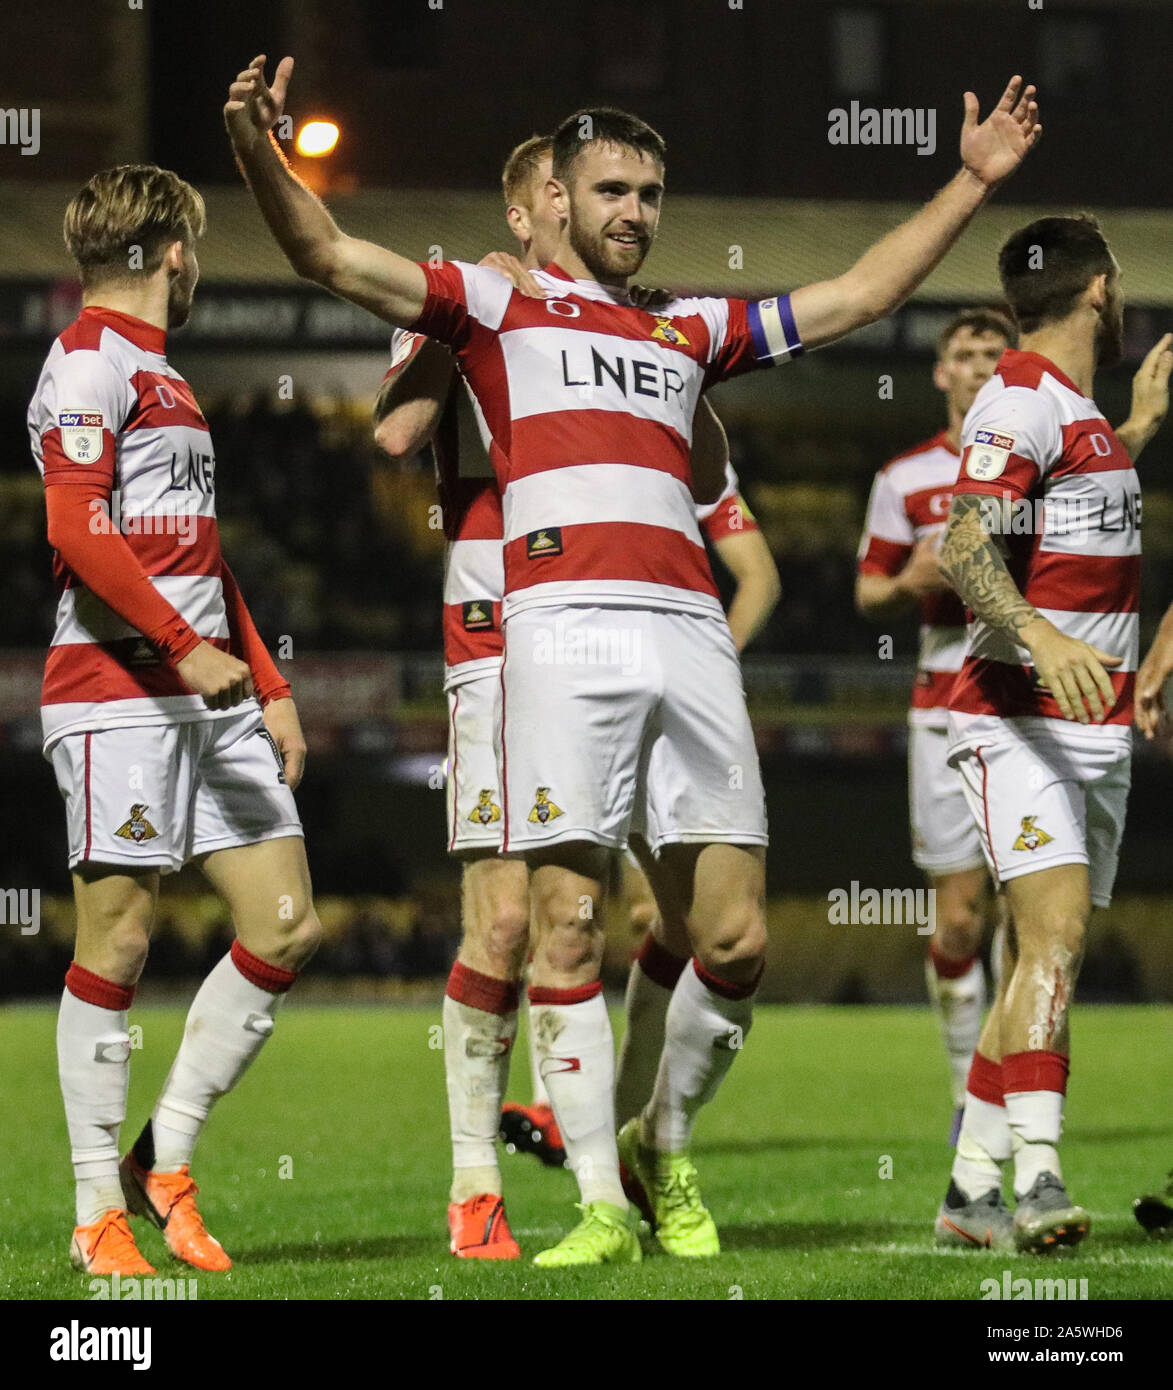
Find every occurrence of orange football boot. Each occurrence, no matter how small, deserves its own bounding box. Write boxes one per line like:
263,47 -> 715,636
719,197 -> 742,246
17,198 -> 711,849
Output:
70,1209 -> 156,1275
448,1193 -> 521,1259
120,1154 -> 232,1271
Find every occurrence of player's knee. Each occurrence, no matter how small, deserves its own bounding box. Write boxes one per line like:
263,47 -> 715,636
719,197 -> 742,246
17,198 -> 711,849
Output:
696,905 -> 767,977
86,902 -> 152,980
104,920 -> 151,980
934,903 -> 983,960
533,880 -> 601,936
269,902 -> 322,971
629,899 -> 658,936
1016,907 -> 1087,960
480,898 -> 530,972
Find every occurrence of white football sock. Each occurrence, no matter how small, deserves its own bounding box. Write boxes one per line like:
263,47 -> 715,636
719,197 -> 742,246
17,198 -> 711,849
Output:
443,962 -> 522,1203
529,984 -> 625,1208
57,967 -> 134,1227
614,934 -> 685,1128
925,952 -> 986,1107
951,1093 -> 1011,1200
526,998 -> 550,1108
1002,1051 -> 1069,1197
642,959 -> 756,1154
1006,1091 -> 1065,1197
444,996 -> 518,1202
150,944 -> 295,1172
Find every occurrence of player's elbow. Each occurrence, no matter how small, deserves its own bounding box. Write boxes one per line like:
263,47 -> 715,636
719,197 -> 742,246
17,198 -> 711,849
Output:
288,230 -> 343,288
373,413 -> 424,461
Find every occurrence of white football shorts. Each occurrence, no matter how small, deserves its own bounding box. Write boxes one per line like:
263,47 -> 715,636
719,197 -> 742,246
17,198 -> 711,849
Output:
48,703 -> 303,874
908,720 -> 986,877
947,718 -> 1131,908
499,605 -> 767,854
446,668 -> 505,855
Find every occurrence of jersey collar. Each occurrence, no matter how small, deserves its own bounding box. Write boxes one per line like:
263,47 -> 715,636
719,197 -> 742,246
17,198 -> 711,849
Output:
540,261 -> 633,306
80,305 -> 167,356
933,428 -> 960,457
998,347 -> 1085,400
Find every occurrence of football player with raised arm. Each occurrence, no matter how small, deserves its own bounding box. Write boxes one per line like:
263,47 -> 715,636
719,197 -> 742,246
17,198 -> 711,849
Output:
225,53 -> 1039,1265
371,137 -> 780,1251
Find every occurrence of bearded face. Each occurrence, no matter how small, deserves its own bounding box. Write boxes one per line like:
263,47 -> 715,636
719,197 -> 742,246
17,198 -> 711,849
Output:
1094,272 -> 1125,368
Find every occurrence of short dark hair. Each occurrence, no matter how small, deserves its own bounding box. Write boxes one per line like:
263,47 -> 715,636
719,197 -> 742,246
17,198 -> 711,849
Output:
502,134 -> 553,208
935,306 -> 1017,359
551,106 -> 666,183
998,215 -> 1115,334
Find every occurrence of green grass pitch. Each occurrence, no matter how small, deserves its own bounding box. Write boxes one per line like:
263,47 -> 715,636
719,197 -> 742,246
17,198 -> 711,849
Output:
1,1003 -> 1168,1300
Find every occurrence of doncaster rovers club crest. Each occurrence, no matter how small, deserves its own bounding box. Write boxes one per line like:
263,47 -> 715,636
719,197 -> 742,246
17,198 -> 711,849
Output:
114,804 -> 159,844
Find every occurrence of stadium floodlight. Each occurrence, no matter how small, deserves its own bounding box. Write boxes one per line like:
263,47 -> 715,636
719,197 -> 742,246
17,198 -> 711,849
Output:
295,120 -> 340,157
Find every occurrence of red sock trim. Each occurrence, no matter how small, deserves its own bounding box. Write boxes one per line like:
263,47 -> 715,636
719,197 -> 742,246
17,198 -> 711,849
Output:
230,939 -> 298,994
966,1051 -> 1004,1107
445,961 -> 520,1015
65,962 -> 135,1011
528,980 -> 603,1006
928,944 -> 979,980
1002,1050 -> 1070,1096
693,957 -> 761,1001
634,932 -> 687,990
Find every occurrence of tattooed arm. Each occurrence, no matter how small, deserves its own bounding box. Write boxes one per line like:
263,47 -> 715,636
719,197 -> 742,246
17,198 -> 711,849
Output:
939,492 -> 1122,725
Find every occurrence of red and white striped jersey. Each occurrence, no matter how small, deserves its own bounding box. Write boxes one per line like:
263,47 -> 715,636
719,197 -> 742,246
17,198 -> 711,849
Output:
696,462 -> 760,545
948,349 -> 1141,749
857,430 -> 968,726
410,260 -> 801,620
28,306 -> 234,747
387,329 -> 504,688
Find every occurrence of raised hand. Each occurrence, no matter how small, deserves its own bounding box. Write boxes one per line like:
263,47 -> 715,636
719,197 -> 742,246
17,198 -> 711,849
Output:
960,76 -> 1042,189
1130,332 -> 1173,435
224,54 -> 295,145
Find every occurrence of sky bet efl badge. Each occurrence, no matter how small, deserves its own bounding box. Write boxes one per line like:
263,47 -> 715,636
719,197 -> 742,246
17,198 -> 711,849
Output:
58,410 -> 104,465
965,429 -> 1014,481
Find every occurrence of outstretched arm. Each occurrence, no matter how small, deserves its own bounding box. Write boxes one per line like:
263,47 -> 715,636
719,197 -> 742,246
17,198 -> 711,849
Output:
224,55 -> 427,325
791,77 -> 1041,351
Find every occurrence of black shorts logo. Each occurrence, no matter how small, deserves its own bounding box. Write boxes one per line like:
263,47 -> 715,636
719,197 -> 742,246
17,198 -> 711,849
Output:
526,527 -> 563,559
462,599 -> 494,630
257,727 -> 287,784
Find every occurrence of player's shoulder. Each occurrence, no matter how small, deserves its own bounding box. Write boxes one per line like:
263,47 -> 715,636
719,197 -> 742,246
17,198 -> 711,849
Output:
965,357 -> 1063,439
32,318 -> 132,407
424,259 -> 515,328
880,430 -> 956,476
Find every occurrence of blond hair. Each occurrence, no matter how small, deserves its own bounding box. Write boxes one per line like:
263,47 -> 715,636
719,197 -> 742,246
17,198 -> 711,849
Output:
501,135 -> 553,210
64,164 -> 206,289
